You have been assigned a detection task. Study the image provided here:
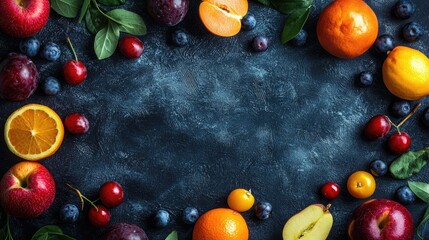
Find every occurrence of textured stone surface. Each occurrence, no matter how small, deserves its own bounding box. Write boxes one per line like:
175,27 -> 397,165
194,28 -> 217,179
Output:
0,0 -> 429,239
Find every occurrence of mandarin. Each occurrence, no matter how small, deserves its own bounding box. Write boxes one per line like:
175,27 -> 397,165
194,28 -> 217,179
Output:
316,0 -> 378,59
193,208 -> 249,240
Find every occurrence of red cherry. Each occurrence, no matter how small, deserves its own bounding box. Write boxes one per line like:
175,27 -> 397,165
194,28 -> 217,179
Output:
364,115 -> 392,140
99,181 -> 124,208
88,204 -> 111,228
321,182 -> 340,200
64,113 -> 89,134
63,60 -> 87,85
119,36 -> 144,59
388,132 -> 411,154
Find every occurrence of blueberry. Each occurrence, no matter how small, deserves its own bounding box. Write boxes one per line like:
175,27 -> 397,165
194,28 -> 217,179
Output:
374,34 -> 395,54
356,71 -> 374,87
42,76 -> 61,96
252,36 -> 269,52
390,100 -> 411,117
19,37 -> 41,57
40,42 -> 61,61
153,209 -> 170,228
254,201 -> 272,220
421,107 -> 429,127
171,29 -> 189,47
182,207 -> 199,224
241,14 -> 256,31
395,185 -> 415,205
369,159 -> 388,177
394,0 -> 415,19
291,29 -> 308,47
402,22 -> 423,42
59,204 -> 79,223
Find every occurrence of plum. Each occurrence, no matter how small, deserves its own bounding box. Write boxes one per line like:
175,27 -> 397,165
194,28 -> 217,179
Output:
0,53 -> 39,101
147,0 -> 189,26
103,223 -> 148,240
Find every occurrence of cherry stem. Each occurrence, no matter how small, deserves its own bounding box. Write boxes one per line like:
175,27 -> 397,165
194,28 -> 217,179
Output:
395,103 -> 421,130
65,183 -> 98,211
66,37 -> 79,62
5,214 -> 13,240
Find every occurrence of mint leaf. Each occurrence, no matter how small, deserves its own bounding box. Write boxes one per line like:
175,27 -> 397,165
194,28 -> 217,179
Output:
94,22 -> 120,60
255,0 -> 273,7
78,0 -> 91,22
272,0 -> 312,14
97,0 -> 126,6
165,230 -> 178,240
106,9 -> 147,36
390,148 -> 429,179
85,5 -> 108,35
281,7 -> 310,44
31,225 -> 63,240
50,0 -> 84,18
417,206 -> 429,240
409,181 -> 429,204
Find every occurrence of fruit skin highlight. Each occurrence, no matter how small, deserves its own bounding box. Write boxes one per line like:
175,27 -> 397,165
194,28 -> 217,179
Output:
0,161 -> 56,218
282,204 -> 333,240
316,0 -> 378,59
383,46 -> 429,100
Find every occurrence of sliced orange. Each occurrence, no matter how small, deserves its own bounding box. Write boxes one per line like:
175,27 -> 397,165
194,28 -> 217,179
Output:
4,104 -> 64,161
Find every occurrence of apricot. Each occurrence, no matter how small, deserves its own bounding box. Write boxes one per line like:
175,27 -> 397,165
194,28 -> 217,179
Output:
199,0 -> 248,37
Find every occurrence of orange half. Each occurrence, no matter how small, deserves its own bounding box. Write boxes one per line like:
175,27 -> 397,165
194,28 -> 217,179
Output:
4,104 -> 64,161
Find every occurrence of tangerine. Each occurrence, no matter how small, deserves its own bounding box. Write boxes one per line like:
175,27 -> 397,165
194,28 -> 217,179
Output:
227,188 -> 255,212
192,208 -> 249,240
316,0 -> 378,59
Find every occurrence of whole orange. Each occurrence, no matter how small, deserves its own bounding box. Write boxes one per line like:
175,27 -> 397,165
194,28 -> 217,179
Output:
192,208 -> 249,240
316,0 -> 378,59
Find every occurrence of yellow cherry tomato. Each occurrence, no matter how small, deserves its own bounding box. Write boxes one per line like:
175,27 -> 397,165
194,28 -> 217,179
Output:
347,171 -> 376,199
227,188 -> 255,212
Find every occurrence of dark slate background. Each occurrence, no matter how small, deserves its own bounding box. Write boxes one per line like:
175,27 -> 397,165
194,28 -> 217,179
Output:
1,0 -> 429,239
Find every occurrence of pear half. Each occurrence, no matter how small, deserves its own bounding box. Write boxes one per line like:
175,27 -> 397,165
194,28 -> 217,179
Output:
282,204 -> 333,240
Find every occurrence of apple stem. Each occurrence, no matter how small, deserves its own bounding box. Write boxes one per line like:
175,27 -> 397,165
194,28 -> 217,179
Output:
65,183 -> 98,211
395,103 -> 421,131
66,37 -> 79,62
325,204 -> 331,212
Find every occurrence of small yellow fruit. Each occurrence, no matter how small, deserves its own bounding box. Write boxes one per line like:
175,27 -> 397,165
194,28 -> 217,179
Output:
227,188 -> 255,212
383,46 -> 429,100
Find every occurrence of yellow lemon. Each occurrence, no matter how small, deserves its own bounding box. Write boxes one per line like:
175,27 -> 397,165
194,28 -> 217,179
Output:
383,46 -> 429,100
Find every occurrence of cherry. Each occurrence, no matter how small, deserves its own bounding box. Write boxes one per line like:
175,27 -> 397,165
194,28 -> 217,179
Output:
321,182 -> 340,200
388,132 -> 411,154
363,115 -> 391,140
64,113 -> 89,134
99,181 -> 124,208
119,36 -> 144,59
88,204 -> 111,228
63,38 -> 87,85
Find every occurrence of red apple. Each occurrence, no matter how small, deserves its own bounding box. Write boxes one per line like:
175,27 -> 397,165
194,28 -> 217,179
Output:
0,161 -> 56,218
347,199 -> 413,240
0,0 -> 50,38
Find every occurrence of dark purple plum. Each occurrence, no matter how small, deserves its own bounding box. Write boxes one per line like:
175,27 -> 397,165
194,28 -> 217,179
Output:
0,53 -> 39,101
147,0 -> 189,26
103,223 -> 148,240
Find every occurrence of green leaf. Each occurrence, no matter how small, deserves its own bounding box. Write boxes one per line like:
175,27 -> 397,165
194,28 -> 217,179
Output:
281,7 -> 310,44
271,0 -> 313,14
97,0 -> 126,6
254,0 -> 273,7
94,22 -> 120,60
165,230 -> 178,240
417,206 -> 429,240
106,9 -> 147,36
31,225 -> 63,240
85,5 -> 108,35
408,181 -> 429,203
50,0 -> 83,18
34,234 -> 49,240
389,148 -> 429,179
47,233 -> 76,240
78,0 -> 91,22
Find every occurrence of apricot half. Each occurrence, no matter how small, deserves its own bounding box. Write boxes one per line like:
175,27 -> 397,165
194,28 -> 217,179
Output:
199,0 -> 248,37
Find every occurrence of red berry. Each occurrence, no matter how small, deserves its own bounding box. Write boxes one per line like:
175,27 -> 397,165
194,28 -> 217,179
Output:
99,181 -> 124,208
88,205 -> 111,228
388,132 -> 411,154
364,115 -> 392,140
321,182 -> 340,200
64,113 -> 89,134
63,60 -> 87,85
119,36 -> 144,59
